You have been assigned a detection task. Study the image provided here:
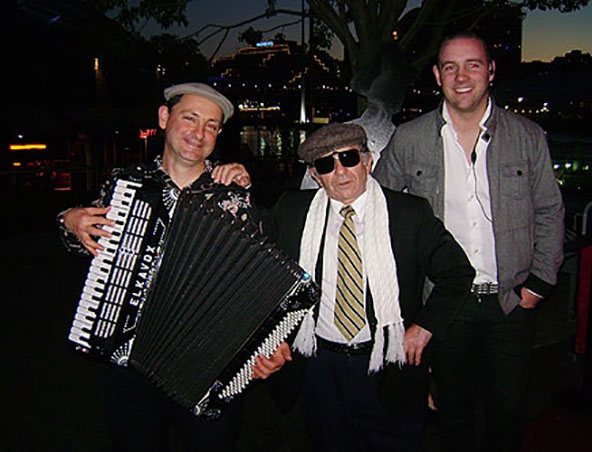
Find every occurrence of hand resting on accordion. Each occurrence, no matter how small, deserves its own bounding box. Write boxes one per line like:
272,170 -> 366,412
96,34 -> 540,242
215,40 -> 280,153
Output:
60,205 -> 115,256
251,341 -> 292,380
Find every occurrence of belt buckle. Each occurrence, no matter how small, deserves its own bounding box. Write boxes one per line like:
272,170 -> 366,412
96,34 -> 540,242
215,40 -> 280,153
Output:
347,342 -> 365,356
471,282 -> 498,301
317,336 -> 372,355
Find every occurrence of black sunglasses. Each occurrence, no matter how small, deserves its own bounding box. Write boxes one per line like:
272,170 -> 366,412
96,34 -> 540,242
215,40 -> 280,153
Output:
312,148 -> 363,175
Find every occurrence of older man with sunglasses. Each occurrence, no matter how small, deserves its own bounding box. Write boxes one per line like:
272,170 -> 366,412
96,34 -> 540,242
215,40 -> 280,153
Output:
266,122 -> 474,451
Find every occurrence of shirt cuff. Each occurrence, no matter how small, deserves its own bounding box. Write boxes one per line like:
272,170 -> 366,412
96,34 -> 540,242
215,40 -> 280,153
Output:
524,287 -> 544,299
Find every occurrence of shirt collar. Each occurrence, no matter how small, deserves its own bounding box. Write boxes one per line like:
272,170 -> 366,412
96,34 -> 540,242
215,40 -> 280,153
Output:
441,97 -> 492,134
153,154 -> 214,190
330,189 -> 368,221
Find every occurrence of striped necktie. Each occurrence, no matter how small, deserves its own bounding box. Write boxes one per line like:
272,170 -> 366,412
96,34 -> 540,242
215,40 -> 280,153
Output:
334,205 -> 365,341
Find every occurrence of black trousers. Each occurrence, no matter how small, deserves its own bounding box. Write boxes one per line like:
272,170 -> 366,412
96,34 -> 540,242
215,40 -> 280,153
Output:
299,347 -> 426,452
430,293 -> 537,452
103,366 -> 242,452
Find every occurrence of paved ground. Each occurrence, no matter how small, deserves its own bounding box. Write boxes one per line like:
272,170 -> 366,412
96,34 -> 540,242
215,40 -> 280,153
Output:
1,191 -> 591,451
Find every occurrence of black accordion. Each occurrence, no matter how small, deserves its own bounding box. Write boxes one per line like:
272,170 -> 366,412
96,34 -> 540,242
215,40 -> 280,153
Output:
68,178 -> 319,419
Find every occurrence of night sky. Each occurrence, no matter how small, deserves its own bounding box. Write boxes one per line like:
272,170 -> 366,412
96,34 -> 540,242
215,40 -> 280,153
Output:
143,0 -> 592,63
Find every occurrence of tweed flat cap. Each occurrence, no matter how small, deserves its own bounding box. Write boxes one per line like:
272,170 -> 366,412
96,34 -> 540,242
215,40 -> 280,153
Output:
163,83 -> 234,123
298,123 -> 367,164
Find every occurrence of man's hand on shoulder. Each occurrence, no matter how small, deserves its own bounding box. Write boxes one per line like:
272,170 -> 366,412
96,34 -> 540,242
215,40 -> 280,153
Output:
212,163 -> 251,188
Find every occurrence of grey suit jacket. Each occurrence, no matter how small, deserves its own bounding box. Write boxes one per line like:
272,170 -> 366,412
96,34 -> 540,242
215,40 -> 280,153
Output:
374,100 -> 565,314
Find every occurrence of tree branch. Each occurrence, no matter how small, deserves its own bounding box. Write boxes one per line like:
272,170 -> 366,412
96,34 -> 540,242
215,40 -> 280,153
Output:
181,8 -> 306,61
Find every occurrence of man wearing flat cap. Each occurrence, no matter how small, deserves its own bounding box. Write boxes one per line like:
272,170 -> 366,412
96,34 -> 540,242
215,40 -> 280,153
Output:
266,122 -> 474,451
57,82 -> 288,451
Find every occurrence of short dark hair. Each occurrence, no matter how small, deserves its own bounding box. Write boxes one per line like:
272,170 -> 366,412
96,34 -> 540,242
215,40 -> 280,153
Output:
437,31 -> 492,66
165,94 -> 183,112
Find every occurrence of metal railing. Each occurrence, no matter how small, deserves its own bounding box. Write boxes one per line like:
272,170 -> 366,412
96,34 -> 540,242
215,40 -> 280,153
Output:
573,201 -> 592,237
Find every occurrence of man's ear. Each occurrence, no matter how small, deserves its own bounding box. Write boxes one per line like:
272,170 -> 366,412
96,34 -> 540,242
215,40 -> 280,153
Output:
364,153 -> 374,173
433,64 -> 442,87
309,167 -> 323,187
488,60 -> 496,82
158,105 -> 169,130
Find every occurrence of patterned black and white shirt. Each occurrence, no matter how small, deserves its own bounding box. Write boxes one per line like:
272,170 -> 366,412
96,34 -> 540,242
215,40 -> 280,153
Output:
57,156 -> 253,257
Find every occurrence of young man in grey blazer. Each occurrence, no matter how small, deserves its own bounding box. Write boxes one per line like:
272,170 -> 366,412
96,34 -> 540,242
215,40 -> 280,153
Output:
374,32 -> 565,452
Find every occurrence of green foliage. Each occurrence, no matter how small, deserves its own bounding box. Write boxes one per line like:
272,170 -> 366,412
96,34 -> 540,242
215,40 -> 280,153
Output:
311,19 -> 333,52
519,0 -> 590,12
238,27 -> 264,46
88,0 -> 189,33
149,34 -> 210,85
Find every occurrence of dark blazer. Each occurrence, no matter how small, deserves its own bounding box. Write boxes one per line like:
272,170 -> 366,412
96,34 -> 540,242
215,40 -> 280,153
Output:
265,186 -> 474,417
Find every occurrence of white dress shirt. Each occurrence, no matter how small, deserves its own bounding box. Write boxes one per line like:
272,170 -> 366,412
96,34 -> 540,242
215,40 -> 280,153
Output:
315,191 -> 372,344
441,100 -> 498,285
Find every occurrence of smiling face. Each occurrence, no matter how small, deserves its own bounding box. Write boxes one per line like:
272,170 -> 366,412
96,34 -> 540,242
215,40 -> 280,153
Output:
310,146 -> 373,205
158,94 -> 223,173
433,36 -> 495,119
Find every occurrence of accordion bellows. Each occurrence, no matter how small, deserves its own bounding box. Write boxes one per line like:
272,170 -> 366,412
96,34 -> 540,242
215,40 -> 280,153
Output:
68,178 -> 319,419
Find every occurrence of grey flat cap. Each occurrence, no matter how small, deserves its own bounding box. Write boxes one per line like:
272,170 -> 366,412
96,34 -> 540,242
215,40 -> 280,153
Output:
163,82 -> 234,123
298,123 -> 367,164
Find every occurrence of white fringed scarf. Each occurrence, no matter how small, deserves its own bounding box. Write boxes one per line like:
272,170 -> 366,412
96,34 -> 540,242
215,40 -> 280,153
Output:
293,176 -> 406,372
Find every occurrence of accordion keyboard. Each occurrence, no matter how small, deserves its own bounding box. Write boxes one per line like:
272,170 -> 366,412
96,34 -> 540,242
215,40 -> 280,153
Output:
68,180 -> 143,350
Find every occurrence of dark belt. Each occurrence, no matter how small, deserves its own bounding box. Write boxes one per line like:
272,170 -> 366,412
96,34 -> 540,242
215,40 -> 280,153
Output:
316,336 -> 373,356
471,282 -> 499,294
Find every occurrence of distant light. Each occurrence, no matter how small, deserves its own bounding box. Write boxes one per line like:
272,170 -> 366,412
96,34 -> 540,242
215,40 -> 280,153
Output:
256,41 -> 274,48
10,144 -> 47,151
392,30 -> 399,40
139,129 -> 157,139
12,162 -> 22,167
565,163 -> 573,169
518,97 -> 524,103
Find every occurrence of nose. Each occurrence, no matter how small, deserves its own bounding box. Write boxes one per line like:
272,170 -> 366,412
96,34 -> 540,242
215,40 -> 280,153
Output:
333,155 -> 346,174
456,67 -> 469,80
195,123 -> 206,138
191,120 -> 206,139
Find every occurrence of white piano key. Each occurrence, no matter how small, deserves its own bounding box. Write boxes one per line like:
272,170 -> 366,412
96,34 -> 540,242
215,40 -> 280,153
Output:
79,293 -> 100,310
68,332 -> 90,348
74,310 -> 95,324
70,324 -> 91,340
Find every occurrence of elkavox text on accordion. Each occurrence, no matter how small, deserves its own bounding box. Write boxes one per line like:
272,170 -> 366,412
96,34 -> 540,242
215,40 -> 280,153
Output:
68,176 -> 320,420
